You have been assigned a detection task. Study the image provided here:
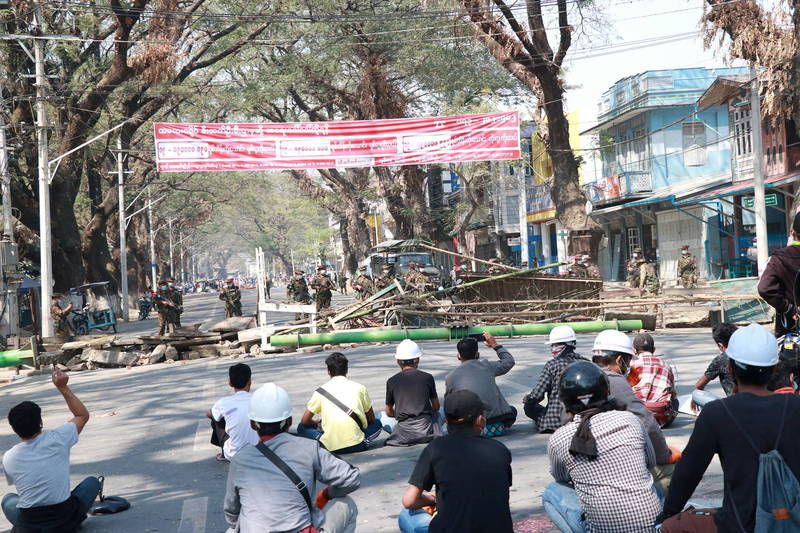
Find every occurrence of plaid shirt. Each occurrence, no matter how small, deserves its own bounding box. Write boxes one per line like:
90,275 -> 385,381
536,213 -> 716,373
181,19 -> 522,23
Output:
528,349 -> 588,432
630,352 -> 676,405
548,410 -> 661,533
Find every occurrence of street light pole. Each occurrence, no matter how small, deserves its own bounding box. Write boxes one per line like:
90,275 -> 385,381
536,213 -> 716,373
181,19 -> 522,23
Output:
33,6 -> 53,337
168,218 -> 174,278
0,97 -> 13,242
750,68 -> 770,274
147,187 -> 157,288
116,137 -> 129,321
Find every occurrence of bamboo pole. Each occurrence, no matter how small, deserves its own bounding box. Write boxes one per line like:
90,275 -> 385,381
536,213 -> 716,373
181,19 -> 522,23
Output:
418,261 -> 568,299
419,243 -> 522,271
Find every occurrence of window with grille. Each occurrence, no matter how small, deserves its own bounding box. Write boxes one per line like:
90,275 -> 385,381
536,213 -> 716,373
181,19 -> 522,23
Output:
505,196 -> 519,225
734,107 -> 752,157
682,122 -> 707,166
627,227 -> 640,257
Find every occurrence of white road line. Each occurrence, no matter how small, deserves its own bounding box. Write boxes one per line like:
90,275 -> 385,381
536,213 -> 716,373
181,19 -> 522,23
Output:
177,496 -> 208,533
193,419 -> 209,452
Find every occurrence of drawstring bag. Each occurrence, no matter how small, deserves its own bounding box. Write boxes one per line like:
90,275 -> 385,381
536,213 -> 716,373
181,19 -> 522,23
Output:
722,396 -> 800,532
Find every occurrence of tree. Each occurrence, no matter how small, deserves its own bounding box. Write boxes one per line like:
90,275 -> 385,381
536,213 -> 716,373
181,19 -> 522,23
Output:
456,0 -> 598,237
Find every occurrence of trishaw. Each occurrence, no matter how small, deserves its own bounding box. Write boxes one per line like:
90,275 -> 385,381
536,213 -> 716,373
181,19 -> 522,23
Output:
67,281 -> 118,334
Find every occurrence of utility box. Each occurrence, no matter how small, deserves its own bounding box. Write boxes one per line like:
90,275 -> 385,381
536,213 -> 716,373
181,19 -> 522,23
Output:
0,240 -> 20,342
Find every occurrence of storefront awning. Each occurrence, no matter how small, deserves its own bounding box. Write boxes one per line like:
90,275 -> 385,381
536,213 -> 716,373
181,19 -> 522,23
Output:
590,175 -> 731,216
676,171 -> 800,205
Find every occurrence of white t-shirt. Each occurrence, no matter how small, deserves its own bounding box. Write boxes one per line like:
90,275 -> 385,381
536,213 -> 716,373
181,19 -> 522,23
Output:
211,390 -> 259,458
2,422 -> 78,508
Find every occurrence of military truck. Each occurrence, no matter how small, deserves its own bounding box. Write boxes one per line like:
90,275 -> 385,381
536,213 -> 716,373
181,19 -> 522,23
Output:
369,239 -> 446,289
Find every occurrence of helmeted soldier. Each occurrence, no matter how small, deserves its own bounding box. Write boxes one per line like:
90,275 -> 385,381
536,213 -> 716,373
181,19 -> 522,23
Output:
310,266 -> 335,312
287,270 -> 311,304
567,255 -> 589,278
338,270 -> 348,295
638,256 -> 660,296
167,277 -> 183,328
677,244 -> 698,289
219,277 -> 243,317
50,294 -> 73,337
403,261 -> 428,294
626,247 -> 644,288
487,257 -> 506,275
154,280 -> 177,335
352,265 -> 375,300
375,264 -> 394,291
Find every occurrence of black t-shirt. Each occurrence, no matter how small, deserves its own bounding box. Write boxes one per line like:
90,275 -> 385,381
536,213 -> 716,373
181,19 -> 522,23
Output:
408,431 -> 513,533
386,369 -> 437,421
664,392 -> 800,531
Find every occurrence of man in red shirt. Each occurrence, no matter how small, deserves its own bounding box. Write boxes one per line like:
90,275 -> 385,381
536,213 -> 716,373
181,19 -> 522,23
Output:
629,333 -> 678,428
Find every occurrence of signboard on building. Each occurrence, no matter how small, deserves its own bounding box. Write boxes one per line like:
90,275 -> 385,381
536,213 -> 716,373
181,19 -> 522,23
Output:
153,112 -> 521,172
743,194 -> 778,208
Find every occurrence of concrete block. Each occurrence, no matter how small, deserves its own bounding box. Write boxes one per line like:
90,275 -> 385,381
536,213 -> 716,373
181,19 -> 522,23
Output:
80,348 -> 139,367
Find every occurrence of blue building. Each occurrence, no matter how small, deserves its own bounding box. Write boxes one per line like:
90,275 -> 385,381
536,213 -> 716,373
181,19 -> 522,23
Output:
582,67 -> 749,282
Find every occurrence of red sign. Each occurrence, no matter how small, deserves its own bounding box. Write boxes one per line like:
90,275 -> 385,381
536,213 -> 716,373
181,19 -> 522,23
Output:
153,112 -> 520,172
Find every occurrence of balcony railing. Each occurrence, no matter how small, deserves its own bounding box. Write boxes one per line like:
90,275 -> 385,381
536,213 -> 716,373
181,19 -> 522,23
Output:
584,170 -> 653,206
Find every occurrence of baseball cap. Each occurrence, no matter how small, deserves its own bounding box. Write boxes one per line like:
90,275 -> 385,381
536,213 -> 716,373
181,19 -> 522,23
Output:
444,390 -> 485,424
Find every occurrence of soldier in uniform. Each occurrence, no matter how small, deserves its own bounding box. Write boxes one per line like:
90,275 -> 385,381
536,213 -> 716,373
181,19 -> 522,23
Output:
583,254 -> 601,278
265,277 -> 272,299
567,255 -> 589,278
375,264 -> 394,291
154,280 -> 177,335
167,277 -> 183,328
310,266 -> 335,312
219,277 -> 243,317
638,255 -> 660,296
677,244 -> 698,288
50,294 -> 73,337
403,261 -> 428,294
287,270 -> 311,303
352,265 -> 375,300
626,247 -> 644,288
338,270 -> 348,295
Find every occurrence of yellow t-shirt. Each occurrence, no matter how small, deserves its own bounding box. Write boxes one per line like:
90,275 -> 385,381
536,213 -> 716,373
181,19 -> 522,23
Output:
307,376 -> 372,452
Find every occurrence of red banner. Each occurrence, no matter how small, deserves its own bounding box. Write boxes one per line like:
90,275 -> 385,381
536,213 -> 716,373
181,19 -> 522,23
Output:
153,112 -> 520,172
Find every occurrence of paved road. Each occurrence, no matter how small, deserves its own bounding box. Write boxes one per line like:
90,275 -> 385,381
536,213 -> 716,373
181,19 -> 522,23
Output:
0,292 -> 726,533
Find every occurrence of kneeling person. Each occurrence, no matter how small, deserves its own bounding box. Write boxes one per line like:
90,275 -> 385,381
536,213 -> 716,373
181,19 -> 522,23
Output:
399,390 -> 514,533
2,369 -> 101,532
297,352 -> 383,453
224,383 -> 361,533
543,361 -> 662,533
380,340 -> 442,446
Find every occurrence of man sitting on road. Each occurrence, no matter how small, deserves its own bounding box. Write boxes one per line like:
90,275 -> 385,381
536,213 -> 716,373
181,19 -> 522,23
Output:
629,333 -> 678,427
379,340 -> 442,447
523,325 -> 588,434
206,363 -> 259,462
691,322 -> 737,410
399,390 -> 514,533
543,361 -> 662,533
445,333 -> 516,436
297,353 -> 383,453
660,324 -> 800,532
224,383 -> 361,533
591,329 -> 678,495
2,368 -> 101,532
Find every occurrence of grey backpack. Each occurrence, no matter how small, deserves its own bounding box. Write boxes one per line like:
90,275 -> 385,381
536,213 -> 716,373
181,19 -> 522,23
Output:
722,395 -> 800,532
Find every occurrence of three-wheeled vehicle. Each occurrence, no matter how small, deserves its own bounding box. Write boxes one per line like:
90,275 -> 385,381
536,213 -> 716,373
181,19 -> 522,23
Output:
68,282 -> 118,334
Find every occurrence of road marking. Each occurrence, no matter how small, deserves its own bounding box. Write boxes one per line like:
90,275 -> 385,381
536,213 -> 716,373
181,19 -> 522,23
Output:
177,496 -> 208,533
193,419 -> 209,452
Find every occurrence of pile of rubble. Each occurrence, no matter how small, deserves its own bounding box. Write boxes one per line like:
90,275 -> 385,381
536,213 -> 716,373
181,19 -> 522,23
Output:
36,317 -> 263,372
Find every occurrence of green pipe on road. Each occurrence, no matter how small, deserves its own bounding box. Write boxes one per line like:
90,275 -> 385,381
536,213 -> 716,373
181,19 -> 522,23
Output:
270,319 -> 643,349
0,349 -> 34,367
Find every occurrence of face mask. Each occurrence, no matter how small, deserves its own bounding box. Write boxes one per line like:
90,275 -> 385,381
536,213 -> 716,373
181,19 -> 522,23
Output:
618,356 -> 631,377
551,344 -> 567,356
320,270 -> 326,275
633,253 -> 639,258
681,251 -> 688,255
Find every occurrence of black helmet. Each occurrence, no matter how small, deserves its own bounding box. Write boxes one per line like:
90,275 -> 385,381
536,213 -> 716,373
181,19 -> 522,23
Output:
559,361 -> 609,414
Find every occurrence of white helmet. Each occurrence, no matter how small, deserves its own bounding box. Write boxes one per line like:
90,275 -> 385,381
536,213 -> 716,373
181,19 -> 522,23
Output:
249,383 -> 292,423
727,323 -> 779,367
396,339 -> 422,360
546,325 -> 577,345
592,329 -> 634,356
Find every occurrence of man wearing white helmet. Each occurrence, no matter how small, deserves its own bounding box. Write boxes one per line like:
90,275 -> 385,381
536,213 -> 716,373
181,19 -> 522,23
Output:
379,340 -> 442,447
660,324 -> 800,532
522,326 -> 588,433
591,329 -> 677,495
223,383 -> 361,533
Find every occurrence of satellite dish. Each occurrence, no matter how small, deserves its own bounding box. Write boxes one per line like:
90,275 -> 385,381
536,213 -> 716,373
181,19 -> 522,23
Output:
585,201 -> 593,215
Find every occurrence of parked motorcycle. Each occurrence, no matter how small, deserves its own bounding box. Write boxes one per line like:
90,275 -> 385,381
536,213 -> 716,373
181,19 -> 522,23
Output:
138,294 -> 153,320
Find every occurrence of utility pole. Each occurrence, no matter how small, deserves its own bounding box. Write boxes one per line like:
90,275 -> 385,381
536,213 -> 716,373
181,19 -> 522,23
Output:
0,93 -> 19,340
518,174 -> 529,266
116,137 -> 129,321
168,218 -> 174,278
147,187 -> 157,288
750,68 -> 770,274
34,6 -> 54,337
0,97 -> 13,242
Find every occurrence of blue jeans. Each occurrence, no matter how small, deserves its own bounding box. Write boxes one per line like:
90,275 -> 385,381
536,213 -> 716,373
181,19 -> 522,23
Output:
542,482 -> 586,533
398,508 -> 432,533
2,476 -> 101,526
296,420 -> 383,454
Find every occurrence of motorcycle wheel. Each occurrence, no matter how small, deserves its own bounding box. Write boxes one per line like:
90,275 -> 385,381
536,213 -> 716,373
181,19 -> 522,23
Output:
74,323 -> 89,336
98,325 -> 112,332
